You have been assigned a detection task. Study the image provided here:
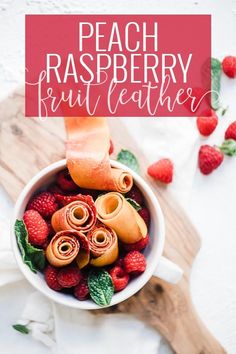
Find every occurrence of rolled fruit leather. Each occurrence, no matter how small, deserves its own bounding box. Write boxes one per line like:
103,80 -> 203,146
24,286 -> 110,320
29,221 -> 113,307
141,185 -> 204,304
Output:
95,192 -> 147,244
64,117 -> 133,192
51,195 -> 96,233
87,225 -> 118,267
46,230 -> 90,269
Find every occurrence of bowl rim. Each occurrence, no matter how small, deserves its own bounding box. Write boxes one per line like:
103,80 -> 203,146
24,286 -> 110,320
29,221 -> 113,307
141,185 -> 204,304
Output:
11,159 -> 165,309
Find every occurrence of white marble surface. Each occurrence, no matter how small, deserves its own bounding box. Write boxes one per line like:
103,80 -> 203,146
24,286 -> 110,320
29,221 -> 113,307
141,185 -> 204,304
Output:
0,1 -> 236,354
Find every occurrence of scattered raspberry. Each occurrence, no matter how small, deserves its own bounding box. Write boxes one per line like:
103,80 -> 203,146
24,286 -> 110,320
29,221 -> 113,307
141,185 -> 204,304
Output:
27,191 -> 58,219
197,109 -> 218,136
109,139 -> 114,155
147,158 -> 173,184
222,56 -> 236,78
57,266 -> 81,288
138,207 -> 150,226
126,186 -> 143,205
198,145 -> 224,175
122,234 -> 149,252
109,266 -> 129,292
56,169 -> 79,192
74,277 -> 90,300
123,251 -> 146,275
225,121 -> 236,141
23,210 -> 49,247
44,265 -> 62,291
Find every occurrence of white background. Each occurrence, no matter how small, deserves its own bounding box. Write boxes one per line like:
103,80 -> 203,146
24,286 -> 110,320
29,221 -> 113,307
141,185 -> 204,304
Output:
0,1 -> 236,353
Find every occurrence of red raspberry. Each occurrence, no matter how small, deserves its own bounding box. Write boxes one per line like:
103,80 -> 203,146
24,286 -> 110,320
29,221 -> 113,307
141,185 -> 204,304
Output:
57,266 -> 81,288
147,158 -> 173,184
74,278 -> 90,300
198,145 -> 224,175
46,220 -> 54,236
222,56 -> 236,78
44,265 -> 62,291
56,169 -> 78,192
196,109 -> 218,136
225,121 -> 236,141
109,139 -> 114,155
115,257 -> 124,268
126,186 -> 143,205
138,207 -> 150,226
109,266 -> 129,292
23,210 -> 49,247
122,234 -> 149,252
48,184 -> 64,195
123,251 -> 146,275
27,192 -> 58,218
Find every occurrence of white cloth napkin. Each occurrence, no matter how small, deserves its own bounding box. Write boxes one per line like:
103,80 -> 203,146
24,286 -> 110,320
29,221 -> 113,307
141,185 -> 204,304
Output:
0,107 -> 199,354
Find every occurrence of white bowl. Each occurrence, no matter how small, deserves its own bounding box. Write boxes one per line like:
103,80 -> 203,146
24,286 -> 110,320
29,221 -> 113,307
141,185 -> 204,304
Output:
11,159 -> 181,310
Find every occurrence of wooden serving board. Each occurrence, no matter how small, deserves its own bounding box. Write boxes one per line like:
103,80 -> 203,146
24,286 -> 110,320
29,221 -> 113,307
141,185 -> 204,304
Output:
0,91 -> 226,354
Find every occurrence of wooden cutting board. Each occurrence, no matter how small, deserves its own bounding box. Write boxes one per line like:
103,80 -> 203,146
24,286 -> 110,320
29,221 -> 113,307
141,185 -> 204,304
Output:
0,91 -> 226,354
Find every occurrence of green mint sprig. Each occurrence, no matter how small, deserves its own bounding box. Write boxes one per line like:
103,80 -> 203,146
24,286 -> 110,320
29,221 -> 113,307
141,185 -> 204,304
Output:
12,324 -> 29,334
126,198 -> 141,211
117,149 -> 140,174
88,269 -> 114,307
14,220 -> 45,273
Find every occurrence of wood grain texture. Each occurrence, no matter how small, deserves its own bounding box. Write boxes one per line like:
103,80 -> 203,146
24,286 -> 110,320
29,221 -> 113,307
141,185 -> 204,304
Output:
0,92 -> 226,353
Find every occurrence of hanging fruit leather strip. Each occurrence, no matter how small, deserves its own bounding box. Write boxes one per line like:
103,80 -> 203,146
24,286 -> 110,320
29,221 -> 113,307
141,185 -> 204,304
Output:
51,196 -> 97,233
87,225 -> 118,267
64,117 -> 133,192
95,192 -> 147,244
46,230 -> 80,267
46,230 -> 90,269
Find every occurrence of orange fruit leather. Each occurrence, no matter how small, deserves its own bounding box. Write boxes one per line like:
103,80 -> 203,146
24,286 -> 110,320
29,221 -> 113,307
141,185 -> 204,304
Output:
46,230 -> 90,269
87,225 -> 118,267
64,117 -> 133,192
95,192 -> 147,244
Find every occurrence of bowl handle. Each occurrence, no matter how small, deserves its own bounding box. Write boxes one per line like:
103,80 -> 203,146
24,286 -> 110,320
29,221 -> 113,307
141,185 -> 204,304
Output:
153,256 -> 183,284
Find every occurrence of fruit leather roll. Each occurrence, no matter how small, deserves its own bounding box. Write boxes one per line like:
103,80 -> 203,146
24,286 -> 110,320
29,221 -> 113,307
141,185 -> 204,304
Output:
95,192 -> 147,244
87,225 -> 118,267
65,117 -> 133,193
46,230 -> 90,268
51,195 -> 96,233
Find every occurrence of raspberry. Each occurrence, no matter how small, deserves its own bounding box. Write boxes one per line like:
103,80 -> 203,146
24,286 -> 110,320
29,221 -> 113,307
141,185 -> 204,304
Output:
57,266 -> 81,288
123,251 -> 146,275
56,169 -> 79,192
48,184 -> 64,196
109,139 -> 114,155
109,266 -> 129,292
126,186 -> 143,205
196,109 -> 218,136
138,207 -> 150,226
147,158 -> 173,184
115,257 -> 124,268
44,265 -> 62,291
74,278 -> 90,300
222,56 -> 236,78
198,145 -> 224,175
225,121 -> 236,141
122,234 -> 149,252
23,210 -> 49,247
46,220 -> 54,236
27,191 -> 58,218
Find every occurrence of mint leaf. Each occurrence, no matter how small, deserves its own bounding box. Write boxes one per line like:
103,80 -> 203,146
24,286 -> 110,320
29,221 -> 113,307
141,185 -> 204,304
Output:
117,149 -> 140,174
211,58 -> 222,110
12,324 -> 29,334
14,220 -> 45,273
88,269 -> 114,306
126,198 -> 141,211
